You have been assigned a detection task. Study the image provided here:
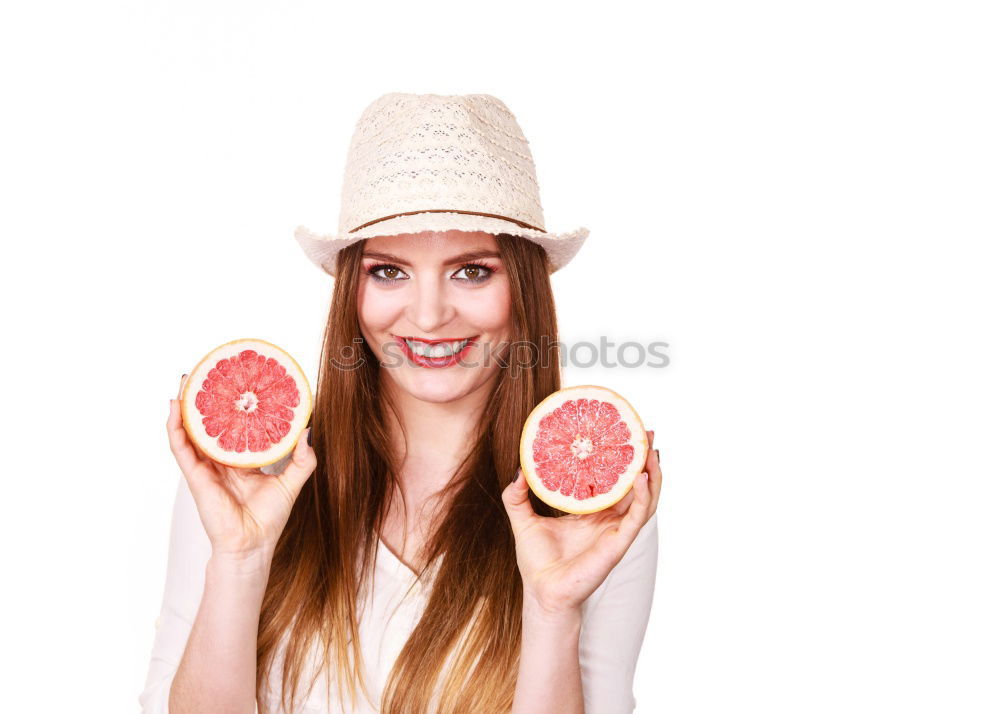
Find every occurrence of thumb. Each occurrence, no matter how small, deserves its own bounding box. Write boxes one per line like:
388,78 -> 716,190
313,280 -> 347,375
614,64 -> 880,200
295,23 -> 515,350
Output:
278,427 -> 317,497
502,467 -> 536,530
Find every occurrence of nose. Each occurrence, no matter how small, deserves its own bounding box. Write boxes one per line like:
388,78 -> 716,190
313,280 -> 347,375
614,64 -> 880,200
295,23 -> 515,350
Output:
407,273 -> 456,334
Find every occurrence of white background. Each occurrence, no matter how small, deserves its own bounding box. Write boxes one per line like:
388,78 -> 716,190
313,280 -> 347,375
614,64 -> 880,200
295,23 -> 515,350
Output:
2,1 -> 997,712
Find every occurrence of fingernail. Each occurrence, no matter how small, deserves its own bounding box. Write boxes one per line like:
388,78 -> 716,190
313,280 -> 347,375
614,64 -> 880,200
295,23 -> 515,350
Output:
655,448 -> 660,462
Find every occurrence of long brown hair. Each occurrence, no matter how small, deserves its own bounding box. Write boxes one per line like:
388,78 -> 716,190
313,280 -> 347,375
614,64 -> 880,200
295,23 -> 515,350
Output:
256,234 -> 566,713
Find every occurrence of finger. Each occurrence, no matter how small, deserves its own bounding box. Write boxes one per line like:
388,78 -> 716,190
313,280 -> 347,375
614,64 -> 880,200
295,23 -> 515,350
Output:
501,467 -> 538,535
276,427 -> 317,500
616,467 -> 652,545
166,379 -> 199,472
169,372 -> 222,486
609,485 -> 635,516
645,444 -> 663,517
172,373 -> 217,464
166,396 -> 216,495
647,428 -> 655,448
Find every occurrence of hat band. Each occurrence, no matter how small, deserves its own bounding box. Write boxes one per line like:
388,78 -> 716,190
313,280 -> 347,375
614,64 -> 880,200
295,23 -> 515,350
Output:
349,209 -> 544,234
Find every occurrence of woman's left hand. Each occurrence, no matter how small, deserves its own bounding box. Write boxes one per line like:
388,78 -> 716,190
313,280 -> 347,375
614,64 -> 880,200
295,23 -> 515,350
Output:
501,429 -> 662,617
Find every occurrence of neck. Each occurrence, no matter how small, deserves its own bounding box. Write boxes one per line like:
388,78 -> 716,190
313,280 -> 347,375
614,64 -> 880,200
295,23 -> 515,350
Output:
380,374 -> 495,514
385,380 -> 492,478
377,373 -> 498,571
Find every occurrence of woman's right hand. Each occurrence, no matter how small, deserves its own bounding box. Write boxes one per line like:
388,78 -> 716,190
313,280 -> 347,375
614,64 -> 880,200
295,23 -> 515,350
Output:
166,373 -> 317,560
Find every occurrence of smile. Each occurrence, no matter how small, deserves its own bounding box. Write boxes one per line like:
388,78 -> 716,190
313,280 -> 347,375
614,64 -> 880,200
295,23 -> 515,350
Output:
393,335 -> 479,368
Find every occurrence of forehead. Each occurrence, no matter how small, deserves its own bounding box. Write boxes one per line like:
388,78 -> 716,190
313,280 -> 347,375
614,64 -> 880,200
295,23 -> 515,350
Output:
363,230 -> 499,259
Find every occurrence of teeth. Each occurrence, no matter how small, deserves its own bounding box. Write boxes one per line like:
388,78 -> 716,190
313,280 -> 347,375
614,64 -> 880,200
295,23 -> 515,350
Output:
405,338 -> 469,358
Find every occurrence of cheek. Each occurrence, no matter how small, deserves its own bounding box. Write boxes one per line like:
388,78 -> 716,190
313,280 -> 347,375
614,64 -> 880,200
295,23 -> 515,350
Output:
356,282 -> 402,331
464,282 -> 512,332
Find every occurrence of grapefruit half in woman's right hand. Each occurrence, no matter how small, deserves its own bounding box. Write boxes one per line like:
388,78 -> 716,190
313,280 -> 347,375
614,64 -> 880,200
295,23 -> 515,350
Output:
167,372 -> 317,559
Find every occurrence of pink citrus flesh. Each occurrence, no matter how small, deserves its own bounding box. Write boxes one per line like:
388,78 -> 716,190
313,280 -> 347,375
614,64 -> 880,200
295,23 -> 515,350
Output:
180,338 -> 313,468
519,385 -> 648,514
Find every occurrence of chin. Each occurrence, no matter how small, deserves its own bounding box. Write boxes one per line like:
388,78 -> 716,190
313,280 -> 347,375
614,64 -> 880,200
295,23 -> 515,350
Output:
394,371 -> 493,404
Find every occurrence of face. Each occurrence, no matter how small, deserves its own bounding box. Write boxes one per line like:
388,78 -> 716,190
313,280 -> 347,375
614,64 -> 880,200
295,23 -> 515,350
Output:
356,230 -> 513,404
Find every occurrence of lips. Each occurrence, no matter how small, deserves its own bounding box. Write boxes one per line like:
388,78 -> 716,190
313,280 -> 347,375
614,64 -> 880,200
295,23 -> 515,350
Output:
393,335 -> 479,368
398,336 -> 470,345
405,337 -> 469,358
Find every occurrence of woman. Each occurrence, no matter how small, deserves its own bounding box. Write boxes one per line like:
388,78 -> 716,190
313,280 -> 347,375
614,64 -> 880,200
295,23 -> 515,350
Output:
141,93 -> 662,714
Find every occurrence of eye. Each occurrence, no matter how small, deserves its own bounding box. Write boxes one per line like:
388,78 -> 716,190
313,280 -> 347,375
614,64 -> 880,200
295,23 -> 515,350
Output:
365,263 -> 409,283
364,261 -> 497,285
451,262 -> 496,284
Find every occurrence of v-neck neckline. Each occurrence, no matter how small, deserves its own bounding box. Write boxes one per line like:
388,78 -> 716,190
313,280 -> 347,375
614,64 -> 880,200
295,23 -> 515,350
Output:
377,535 -> 420,579
377,535 -> 445,584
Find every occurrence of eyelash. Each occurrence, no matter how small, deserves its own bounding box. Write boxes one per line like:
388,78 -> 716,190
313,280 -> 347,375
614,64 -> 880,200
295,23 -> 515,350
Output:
364,260 -> 496,285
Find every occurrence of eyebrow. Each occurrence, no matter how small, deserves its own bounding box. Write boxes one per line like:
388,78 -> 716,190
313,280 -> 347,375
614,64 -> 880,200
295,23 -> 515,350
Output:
361,250 -> 501,266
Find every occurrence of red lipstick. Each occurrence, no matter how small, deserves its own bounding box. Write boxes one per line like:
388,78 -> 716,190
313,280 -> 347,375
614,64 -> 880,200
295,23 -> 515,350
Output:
393,335 -> 478,369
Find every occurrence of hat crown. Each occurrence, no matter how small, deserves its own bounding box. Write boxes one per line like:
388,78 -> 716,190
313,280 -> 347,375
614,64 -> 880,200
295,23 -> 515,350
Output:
338,93 -> 546,234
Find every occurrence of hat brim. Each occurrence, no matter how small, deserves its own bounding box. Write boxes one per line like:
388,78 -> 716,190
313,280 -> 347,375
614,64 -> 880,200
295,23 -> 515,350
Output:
294,211 -> 589,276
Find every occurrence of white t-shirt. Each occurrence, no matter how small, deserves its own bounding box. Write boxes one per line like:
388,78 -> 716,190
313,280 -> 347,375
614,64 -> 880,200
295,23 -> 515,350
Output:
139,472 -> 658,713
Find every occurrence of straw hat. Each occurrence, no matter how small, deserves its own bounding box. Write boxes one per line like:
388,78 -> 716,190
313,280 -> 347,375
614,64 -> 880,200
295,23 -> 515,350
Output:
294,92 -> 589,276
